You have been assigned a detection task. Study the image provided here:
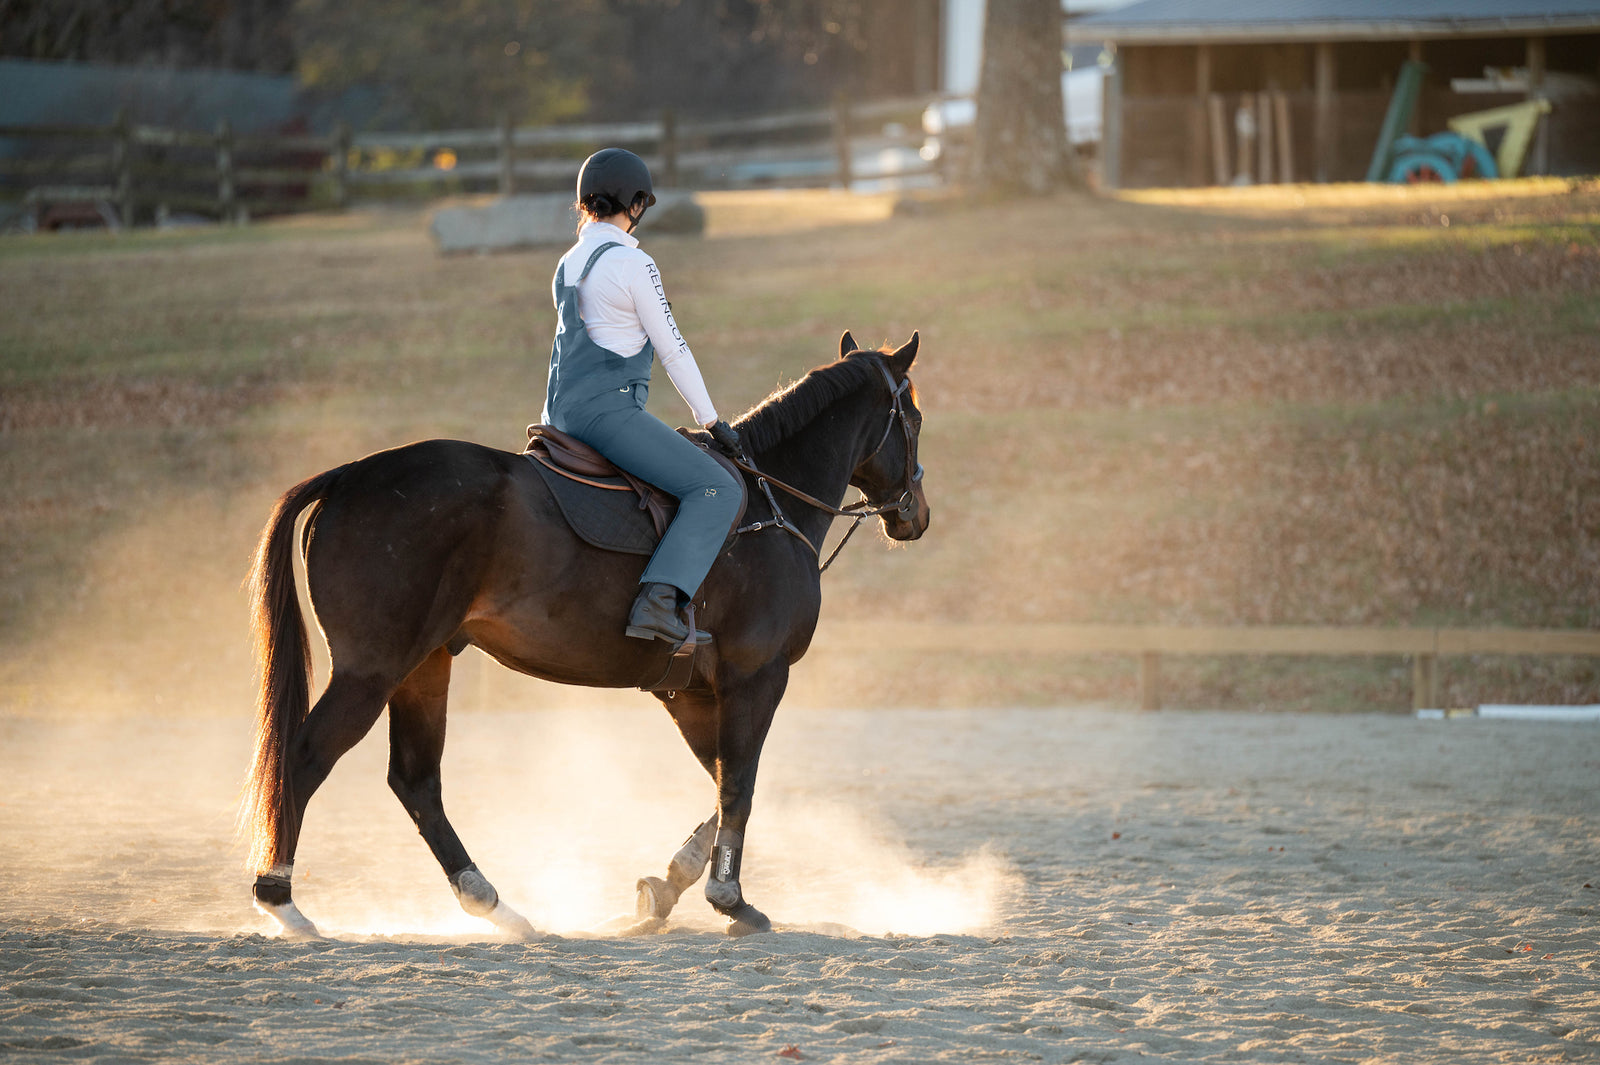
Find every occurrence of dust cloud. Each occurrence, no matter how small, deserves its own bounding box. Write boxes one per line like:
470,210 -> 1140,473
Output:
0,686 -> 1022,941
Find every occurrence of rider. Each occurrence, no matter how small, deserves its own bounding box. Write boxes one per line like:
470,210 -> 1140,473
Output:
543,147 -> 744,645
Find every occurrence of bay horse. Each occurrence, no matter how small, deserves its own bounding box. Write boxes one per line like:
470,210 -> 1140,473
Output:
242,331 -> 928,938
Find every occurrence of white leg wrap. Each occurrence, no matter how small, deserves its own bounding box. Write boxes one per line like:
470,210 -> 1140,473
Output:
255,898 -> 321,939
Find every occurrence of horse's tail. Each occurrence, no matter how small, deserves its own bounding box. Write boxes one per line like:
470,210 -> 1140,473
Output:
239,464 -> 348,875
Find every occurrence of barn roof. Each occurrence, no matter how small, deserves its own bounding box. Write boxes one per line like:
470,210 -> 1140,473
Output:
1069,0 -> 1600,44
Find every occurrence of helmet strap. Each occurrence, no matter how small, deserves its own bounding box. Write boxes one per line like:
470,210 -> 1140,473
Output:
623,201 -> 648,233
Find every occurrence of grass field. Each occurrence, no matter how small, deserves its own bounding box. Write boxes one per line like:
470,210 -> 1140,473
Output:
2,180 -> 1597,713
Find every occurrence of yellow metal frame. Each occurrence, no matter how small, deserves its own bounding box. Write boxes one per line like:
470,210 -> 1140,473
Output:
1446,99 -> 1553,179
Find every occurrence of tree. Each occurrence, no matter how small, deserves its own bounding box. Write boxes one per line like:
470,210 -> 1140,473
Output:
973,0 -> 1078,194
0,0 -> 296,72
293,0 -> 606,130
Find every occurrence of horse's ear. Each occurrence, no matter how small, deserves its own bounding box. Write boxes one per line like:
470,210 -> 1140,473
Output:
839,330 -> 858,358
885,331 -> 919,377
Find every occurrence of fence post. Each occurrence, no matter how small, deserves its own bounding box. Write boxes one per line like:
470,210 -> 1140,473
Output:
216,118 -> 235,222
332,121 -> 351,210
1256,91 -> 1273,184
498,112 -> 515,196
1411,653 -> 1437,710
111,107 -> 132,227
1273,90 -> 1294,183
1207,94 -> 1229,186
661,108 -> 679,188
833,92 -> 853,190
1140,652 -> 1162,711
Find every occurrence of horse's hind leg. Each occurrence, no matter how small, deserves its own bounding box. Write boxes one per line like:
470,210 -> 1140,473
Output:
387,647 -> 537,940
253,670 -> 390,937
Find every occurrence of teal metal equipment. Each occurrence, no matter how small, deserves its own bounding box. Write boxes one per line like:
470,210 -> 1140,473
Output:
1365,59 -> 1429,183
1386,131 -> 1499,183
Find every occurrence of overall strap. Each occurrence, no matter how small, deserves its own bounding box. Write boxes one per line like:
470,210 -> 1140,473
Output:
579,239 -> 620,279
555,241 -> 624,290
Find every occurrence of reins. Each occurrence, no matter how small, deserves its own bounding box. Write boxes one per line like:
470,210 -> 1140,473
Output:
730,359 -> 923,574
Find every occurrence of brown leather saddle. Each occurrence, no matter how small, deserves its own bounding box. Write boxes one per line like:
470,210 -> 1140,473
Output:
523,424 -> 747,547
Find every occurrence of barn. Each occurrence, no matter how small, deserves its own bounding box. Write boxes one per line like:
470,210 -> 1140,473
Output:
1068,0 -> 1600,188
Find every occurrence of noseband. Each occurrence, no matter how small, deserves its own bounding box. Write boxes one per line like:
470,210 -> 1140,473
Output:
861,360 -> 925,520
729,357 -> 923,573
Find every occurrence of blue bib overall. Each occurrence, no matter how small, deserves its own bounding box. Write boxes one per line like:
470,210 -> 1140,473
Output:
544,242 -> 740,599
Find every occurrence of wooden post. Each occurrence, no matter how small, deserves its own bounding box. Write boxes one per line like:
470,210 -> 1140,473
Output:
111,107 -> 131,227
1190,44 -> 1211,187
1412,653 -> 1438,711
1314,41 -> 1336,183
1273,91 -> 1294,183
661,108 -> 679,188
215,118 -> 234,223
498,112 -> 515,196
332,121 -> 351,210
1103,60 -> 1123,190
833,92 -> 853,190
1140,652 -> 1162,711
1257,91 -> 1273,184
1208,93 -> 1230,186
1526,36 -> 1548,176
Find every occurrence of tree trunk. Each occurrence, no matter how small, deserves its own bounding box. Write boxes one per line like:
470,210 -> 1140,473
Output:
974,0 -> 1078,194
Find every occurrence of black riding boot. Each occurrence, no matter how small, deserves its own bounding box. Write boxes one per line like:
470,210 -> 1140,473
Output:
626,582 -> 709,644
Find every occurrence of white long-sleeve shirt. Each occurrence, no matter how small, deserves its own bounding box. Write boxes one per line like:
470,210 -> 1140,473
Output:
551,221 -> 718,427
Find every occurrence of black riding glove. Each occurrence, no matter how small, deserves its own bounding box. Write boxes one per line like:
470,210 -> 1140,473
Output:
709,420 -> 744,458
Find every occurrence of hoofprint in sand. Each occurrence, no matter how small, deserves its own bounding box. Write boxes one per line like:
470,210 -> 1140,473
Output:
1,706 -> 1595,1063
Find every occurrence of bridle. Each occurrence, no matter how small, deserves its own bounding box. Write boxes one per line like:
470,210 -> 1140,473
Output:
729,358 -> 924,573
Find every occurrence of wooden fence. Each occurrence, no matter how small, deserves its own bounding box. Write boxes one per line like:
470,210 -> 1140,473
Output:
810,622 -> 1600,711
0,95 -> 938,228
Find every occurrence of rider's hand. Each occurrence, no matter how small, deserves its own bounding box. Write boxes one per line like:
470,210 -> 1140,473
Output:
708,420 -> 743,457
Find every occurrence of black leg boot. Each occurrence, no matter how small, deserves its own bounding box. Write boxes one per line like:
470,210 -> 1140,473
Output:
626,582 -> 709,643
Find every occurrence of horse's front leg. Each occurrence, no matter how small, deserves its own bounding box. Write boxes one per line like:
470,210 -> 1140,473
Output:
702,663 -> 787,936
650,666 -> 784,935
635,811 -> 718,921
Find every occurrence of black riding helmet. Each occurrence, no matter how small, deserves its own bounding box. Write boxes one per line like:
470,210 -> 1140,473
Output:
577,148 -> 656,228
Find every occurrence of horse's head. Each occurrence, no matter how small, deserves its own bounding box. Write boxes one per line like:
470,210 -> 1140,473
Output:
841,330 -> 930,541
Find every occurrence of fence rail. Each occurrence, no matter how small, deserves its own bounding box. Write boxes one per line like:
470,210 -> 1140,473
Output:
811,622 -> 1600,711
1,94 -> 943,229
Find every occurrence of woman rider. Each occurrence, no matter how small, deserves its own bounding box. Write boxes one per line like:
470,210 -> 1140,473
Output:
542,147 -> 743,645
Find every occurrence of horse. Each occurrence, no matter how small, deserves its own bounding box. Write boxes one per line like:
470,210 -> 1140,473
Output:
241,330 -> 929,939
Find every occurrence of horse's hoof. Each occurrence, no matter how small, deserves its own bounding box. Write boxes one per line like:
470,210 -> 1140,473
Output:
255,898 -> 321,940
725,902 -> 772,937
636,876 -> 680,920
486,900 -> 540,942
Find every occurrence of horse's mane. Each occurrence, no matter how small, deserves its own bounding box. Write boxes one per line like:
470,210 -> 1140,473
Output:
733,350 -> 885,454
